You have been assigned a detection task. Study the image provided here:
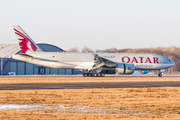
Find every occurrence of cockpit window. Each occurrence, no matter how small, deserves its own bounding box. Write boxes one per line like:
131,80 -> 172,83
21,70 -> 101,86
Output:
169,59 -> 171,61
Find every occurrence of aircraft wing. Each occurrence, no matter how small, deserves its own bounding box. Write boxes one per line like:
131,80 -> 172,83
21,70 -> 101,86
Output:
90,54 -> 117,71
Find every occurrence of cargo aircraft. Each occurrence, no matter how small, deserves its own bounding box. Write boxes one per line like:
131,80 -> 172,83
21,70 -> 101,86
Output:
12,25 -> 175,77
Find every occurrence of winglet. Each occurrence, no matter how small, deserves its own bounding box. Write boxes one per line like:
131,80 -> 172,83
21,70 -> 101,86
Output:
13,25 -> 43,54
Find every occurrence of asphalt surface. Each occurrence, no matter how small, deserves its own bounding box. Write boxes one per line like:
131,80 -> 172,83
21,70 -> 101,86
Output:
1,75 -> 180,78
1,81 -> 180,90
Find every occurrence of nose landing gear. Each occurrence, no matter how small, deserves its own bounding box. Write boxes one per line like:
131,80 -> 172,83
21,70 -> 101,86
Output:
158,72 -> 162,77
158,69 -> 165,77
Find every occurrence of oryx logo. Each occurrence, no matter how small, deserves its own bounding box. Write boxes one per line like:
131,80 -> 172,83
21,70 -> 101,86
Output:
14,28 -> 37,53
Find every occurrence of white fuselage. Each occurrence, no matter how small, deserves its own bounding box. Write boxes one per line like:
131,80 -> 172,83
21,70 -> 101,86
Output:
13,52 -> 175,71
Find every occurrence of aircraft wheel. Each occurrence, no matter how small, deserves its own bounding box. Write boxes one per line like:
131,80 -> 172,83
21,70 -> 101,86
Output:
101,74 -> 105,77
93,73 -> 97,77
83,73 -> 85,77
89,73 -> 92,77
97,73 -> 101,77
158,73 -> 162,77
83,73 -> 88,77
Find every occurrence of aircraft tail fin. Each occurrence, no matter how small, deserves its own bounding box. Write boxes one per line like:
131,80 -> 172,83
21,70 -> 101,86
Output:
13,25 -> 43,54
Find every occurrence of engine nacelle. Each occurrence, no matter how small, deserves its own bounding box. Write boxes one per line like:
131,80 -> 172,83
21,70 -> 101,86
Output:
115,63 -> 135,75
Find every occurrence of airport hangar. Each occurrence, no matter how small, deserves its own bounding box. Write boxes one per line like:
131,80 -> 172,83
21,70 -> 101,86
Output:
0,43 -> 82,75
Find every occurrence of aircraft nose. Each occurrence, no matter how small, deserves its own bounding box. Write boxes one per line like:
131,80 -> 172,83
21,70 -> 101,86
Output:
171,61 -> 175,67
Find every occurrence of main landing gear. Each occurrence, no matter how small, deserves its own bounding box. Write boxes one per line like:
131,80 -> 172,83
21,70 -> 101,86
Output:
83,73 -> 105,77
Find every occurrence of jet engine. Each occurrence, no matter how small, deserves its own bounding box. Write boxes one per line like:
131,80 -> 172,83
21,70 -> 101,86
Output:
115,63 -> 135,75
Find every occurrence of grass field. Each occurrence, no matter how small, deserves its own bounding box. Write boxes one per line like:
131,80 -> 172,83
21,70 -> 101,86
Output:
1,110 -> 180,120
1,87 -> 180,119
0,75 -> 180,84
1,75 -> 180,119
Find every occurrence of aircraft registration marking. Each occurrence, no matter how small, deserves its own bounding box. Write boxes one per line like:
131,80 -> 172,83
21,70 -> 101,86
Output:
103,55 -> 115,58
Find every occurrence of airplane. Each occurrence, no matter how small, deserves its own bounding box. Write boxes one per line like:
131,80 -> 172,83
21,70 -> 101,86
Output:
12,25 -> 175,77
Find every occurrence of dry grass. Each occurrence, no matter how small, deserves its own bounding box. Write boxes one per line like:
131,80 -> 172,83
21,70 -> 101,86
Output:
1,75 -> 180,119
1,87 -> 180,119
1,110 -> 180,120
0,75 -> 180,84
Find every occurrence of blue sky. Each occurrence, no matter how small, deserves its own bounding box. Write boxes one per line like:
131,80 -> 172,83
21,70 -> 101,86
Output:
0,0 -> 180,50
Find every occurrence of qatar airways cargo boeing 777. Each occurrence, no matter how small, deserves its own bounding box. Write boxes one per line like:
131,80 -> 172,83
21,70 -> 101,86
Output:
12,25 -> 175,77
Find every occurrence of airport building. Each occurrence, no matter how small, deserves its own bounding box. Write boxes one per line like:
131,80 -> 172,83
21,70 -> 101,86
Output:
0,43 -> 81,75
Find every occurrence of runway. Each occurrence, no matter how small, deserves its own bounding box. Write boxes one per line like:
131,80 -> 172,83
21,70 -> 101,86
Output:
1,81 -> 180,90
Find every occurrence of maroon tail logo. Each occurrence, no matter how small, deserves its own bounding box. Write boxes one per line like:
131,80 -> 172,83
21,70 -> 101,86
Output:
14,28 -> 37,53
